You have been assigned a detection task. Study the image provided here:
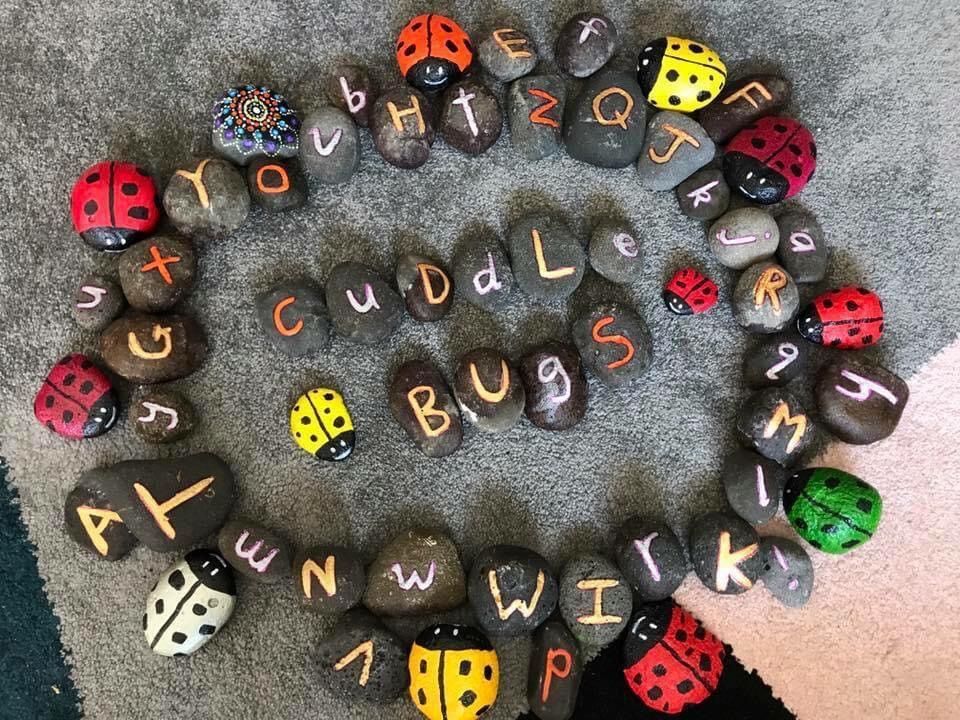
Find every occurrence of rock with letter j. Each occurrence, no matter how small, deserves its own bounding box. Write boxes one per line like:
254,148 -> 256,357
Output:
389,360 -> 462,458
100,312 -> 208,383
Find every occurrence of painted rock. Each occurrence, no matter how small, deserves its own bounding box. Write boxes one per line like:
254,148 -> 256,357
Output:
815,358 -> 908,444
613,517 -> 687,601
409,624 -> 499,720
508,214 -> 585,300
636,37 -> 727,112
736,387 -> 815,466
662,267 -> 718,316
797,286 -> 884,350
478,27 -> 537,81
217,519 -> 292,583
118,235 -> 196,312
71,274 -> 125,331
298,107 -> 361,184
707,207 -> 779,270
325,261 -> 404,344
246,157 -> 308,212
698,75 -> 792,144
293,545 -> 366,613
95,453 -> 235,551
759,537 -> 814,607
563,70 -> 647,169
34,354 -> 119,439
636,111 -> 715,191
211,84 -> 299,165
143,549 -> 236,657
70,161 -> 160,252
675,167 -> 730,220
572,302 -> 653,386
453,235 -> 515,309
130,386 -> 196,443
622,599 -> 725,714
689,511 -> 763,595
555,13 -> 618,78
507,74 -> 566,161
325,64 -> 379,127
256,281 -> 330,357
64,472 -> 137,560
440,79 -> 503,155
363,528 -> 466,617
389,360 -> 462,457
316,609 -> 408,703
468,544 -> 558,637
558,554 -> 631,648
776,209 -> 828,283
453,347 -> 525,433
724,116 -> 817,204
371,86 -> 436,169
290,387 -> 356,461
520,341 -> 588,431
396,254 -> 454,322
528,620 -> 582,720
588,222 -> 643,284
721,449 -> 785,526
732,261 -> 799,333
783,467 -> 883,554
163,157 -> 250,237
742,334 -> 809,388
100,312 -> 208,382
396,14 -> 474,94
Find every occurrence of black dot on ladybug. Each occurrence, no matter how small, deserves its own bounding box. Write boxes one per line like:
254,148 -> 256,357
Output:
821,523 -> 838,535
459,690 -> 477,708
80,359 -> 92,369
788,143 -> 802,156
774,123 -> 789,133
825,476 -> 841,489
198,624 -> 216,636
444,39 -> 460,53
155,598 -> 165,614
419,659 -> 428,674
410,20 -> 422,30
476,706 -> 489,716
848,327 -> 861,337
136,167 -> 151,177
83,200 -> 98,216
79,380 -> 94,394
775,160 -> 785,169
809,539 -> 822,549
404,44 -> 417,57
633,672 -> 643,685
417,689 -> 427,705
62,410 -> 74,424
46,421 -> 55,431
791,163 -> 804,177
689,74 -> 698,83
677,680 -> 695,694
333,416 -> 346,429
709,74 -> 715,81
856,499 -> 873,514
86,172 -> 101,184
751,137 -> 766,150
309,435 -> 317,443
484,665 -> 493,680
697,90 -> 711,102
396,40 -> 405,51
323,407 -> 331,414
301,416 -> 311,425
862,335 -> 873,344
323,392 -> 335,401
171,632 -> 188,644
810,142 -> 817,157
823,299 -> 834,309
794,517 -> 808,531
688,43 -> 703,53
675,629 -> 687,642
439,20 -> 453,32
192,603 -> 207,616
142,613 -> 148,630
666,69 -> 679,81
169,569 -> 185,589
846,300 -> 860,311
699,653 -> 712,671
671,43 -> 681,50
129,206 -> 150,220
648,686 -> 664,701
121,182 -> 139,196
63,373 -> 76,386
842,539 -> 861,549
694,626 -> 706,640
459,660 -> 471,675
652,664 -> 667,677
830,338 -> 842,347
668,95 -> 681,106
44,395 -> 54,409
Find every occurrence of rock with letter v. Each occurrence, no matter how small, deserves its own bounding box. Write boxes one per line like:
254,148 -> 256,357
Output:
100,312 -> 208,383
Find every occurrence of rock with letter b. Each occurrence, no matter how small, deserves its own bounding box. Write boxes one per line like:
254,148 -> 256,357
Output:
217,519 -> 292,583
528,620 -> 582,720
389,360 -> 463,457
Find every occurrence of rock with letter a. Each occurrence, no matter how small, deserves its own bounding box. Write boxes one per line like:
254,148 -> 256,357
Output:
528,619 -> 582,720
100,312 -> 208,383
815,358 -> 908,444
736,387 -> 816,466
721,449 -> 785,526
453,347 -> 525,433
389,360 -> 463,458
396,253 -> 454,322
558,554 -> 632,648
256,281 -> 330,357
64,472 -> 138,560
217,519 -> 292,583
689,512 -> 763,595
571,302 -> 653,386
467,544 -> 558,637
563,70 -> 646,168
775,209 -> 828,283
294,545 -> 366,613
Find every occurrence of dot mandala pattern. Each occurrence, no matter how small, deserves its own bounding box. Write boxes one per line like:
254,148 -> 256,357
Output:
212,85 -> 300,157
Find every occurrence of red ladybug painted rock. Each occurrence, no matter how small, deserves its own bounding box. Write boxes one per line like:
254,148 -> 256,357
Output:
70,161 -> 161,252
662,267 -> 718,315
622,599 -> 725,714
797,286 -> 884,349
723,116 -> 816,205
396,14 -> 474,93
34,354 -> 119,439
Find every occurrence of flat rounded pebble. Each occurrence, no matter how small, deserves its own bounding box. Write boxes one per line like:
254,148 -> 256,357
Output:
588,222 -> 642,284
478,27 -> 537,81
815,358 -> 909,444
325,64 -> 378,127
468,544 -> 558,637
100,312 -> 208,383
698,74 -> 791,144
507,75 -> 566,161
689,511 -> 763,594
558,554 -> 631,648
571,302 -> 653,386
293,545 -> 366,613
528,620 -> 582,720
246,157 -> 307,211
118,235 -> 196,312
256,281 -> 330,357
555,13 -> 618,78
613,517 -> 687,601
371,87 -> 435,169
211,84 -> 299,165
217,519 -> 292,583
708,207 -> 779,270
439,79 -> 503,155
742,334 -> 809,388
396,254 -> 454,322
299,107 -> 361,184
563,70 -> 647,168
732,261 -> 799,334
453,347 -> 525,433
636,111 -> 715,190
675,167 -> 730,220
130,386 -> 196,443
759,537 -> 813,607
72,275 -> 125,331
520,341 -> 588,430
163,157 -> 250,237
721,449 -> 785,526
453,235 -> 515,309
64,471 -> 138,560
736,387 -> 816,466
389,359 -> 462,458
325,262 -> 403,344
508,214 -> 585,301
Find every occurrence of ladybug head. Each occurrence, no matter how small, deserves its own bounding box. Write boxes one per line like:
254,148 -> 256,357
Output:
416,623 -> 492,651
723,152 -> 789,205
795,303 -> 823,344
636,37 -> 667,95
83,391 -> 119,437
781,471 -> 809,514
318,429 -> 355,461
187,550 -> 237,595
662,288 -> 693,316
407,58 -> 461,93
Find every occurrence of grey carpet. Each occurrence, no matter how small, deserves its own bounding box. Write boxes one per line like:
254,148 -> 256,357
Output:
1,0 -> 958,718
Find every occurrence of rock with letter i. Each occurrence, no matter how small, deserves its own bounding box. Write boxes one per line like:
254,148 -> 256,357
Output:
707,207 -> 779,270
528,620 -> 582,720
293,545 -> 366,613
452,347 -> 526,433
217,519 -> 292,583
467,544 -> 558,637
689,512 -> 764,595
721,449 -> 786,526
558,554 -> 632,648
389,359 -> 463,457
571,302 -> 653,386
256,281 -> 331,357
815,358 -> 908,444
759,537 -> 814,607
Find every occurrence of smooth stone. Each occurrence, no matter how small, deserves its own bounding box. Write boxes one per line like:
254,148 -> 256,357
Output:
776,210 -> 828,283
707,208 -> 779,270
453,347 -> 525,433
675,167 -> 730,220
316,609 -> 408,703
520,342 -> 588,430
507,75 -> 566,161
689,511 -> 763,595
588,222 -> 642,284
130,386 -> 196,443
34,354 -> 119,440
555,13 -> 618,78
742,334 -> 809,388
699,75 -> 792,144
571,302 -> 653,386
636,36 -> 728,113
255,281 -> 330,356
395,14 -> 473,94
637,111 -> 715,190
732,261 -> 799,334
389,360 -> 463,457
815,358 -> 909,444
468,544 -> 558,636
325,64 -> 378,127
508,214 -> 585,300
558,554 -> 631,648
217,519 -> 292,583
440,79 -> 503,155
563,70 -> 646,169
100,312 -> 208,383
396,254 -> 454,322
724,116 -> 817,204
662,266 -> 719,316
163,157 -> 250,237
70,160 -> 161,252
143,549 -> 236,657
453,236 -> 515,309
796,286 -> 885,349
325,262 -> 403,344
71,275 -> 125,331
528,620 -> 582,720
759,537 -> 814,607
293,545 -> 366,613
371,87 -> 435,169
736,387 -> 816,466
118,235 -> 196,312
363,528 -> 466,617
64,472 -> 138,560
290,387 -> 356,461
298,107 -> 361,184
246,157 -> 307,211
478,27 -> 537,81
721,449 -> 785,526
211,85 -> 299,165
613,517 -> 687,601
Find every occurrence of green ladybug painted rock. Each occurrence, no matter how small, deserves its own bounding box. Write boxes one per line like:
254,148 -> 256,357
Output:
783,468 -> 882,554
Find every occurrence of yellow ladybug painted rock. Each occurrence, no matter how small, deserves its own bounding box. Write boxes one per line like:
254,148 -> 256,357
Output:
409,624 -> 499,720
290,388 -> 355,461
637,36 -> 727,112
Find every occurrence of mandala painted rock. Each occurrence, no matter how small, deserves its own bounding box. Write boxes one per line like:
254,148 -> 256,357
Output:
508,214 -> 585,301
614,517 -> 687,601
130,386 -> 196,444
100,312 -> 208,383
453,347 -> 525,433
797,286 -> 884,350
662,267 -> 718,316
211,85 -> 299,165
507,74 -> 566,161
721,449 -> 785,526
325,261 -> 404,344
118,235 -> 196,312
453,234 -> 515,309
440,79 -> 503,155
563,70 -> 646,169
742,334 -> 809,388
698,74 -> 791,144
724,116 -> 817,204
256,281 -> 330,357
571,302 -> 653,386
290,387 -> 355,461
554,13 -> 618,78
732,261 -> 799,334
246,157 -> 308,212
34,354 -> 119,440
298,107 -> 361,184
64,472 -> 137,560
371,87 -> 436,169
70,161 -> 160,252
396,14 -> 474,94
325,64 -> 379,127
293,545 -> 366,614
558,554 -> 631,648
675,167 -> 730,221
71,274 -> 125,331
736,387 -> 815,466
775,209 -> 828,283
689,511 -> 763,595
217,519 -> 292,583
478,27 -> 537,82
527,620 -> 582,720
396,254 -> 454,322
163,158 -> 250,237
636,37 -> 727,112
468,544 -> 558,637
815,358 -> 908,444
389,360 -> 462,458
707,207 -> 779,270
759,537 -> 814,607
520,341 -> 588,431
588,222 -> 642,284
636,111 -> 714,191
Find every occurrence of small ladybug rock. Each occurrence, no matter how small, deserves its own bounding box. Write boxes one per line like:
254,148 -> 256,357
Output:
290,387 -> 356,461
662,267 -> 718,315
797,286 -> 884,349
396,14 -> 474,93
70,161 -> 161,251
34,354 -> 119,440
724,116 -> 817,204
636,37 -> 727,112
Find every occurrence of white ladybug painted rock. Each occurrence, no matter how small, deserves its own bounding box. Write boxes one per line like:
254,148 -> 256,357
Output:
143,549 -> 237,657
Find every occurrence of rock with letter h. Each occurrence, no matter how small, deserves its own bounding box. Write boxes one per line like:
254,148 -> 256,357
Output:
217,519 -> 292,583
467,544 -> 558,637
390,360 -> 463,457
815,358 -> 908,444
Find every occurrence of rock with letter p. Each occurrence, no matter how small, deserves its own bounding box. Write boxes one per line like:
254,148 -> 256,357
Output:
571,302 -> 653,386
100,312 -> 208,383
528,620 -> 582,720
389,360 -> 462,457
